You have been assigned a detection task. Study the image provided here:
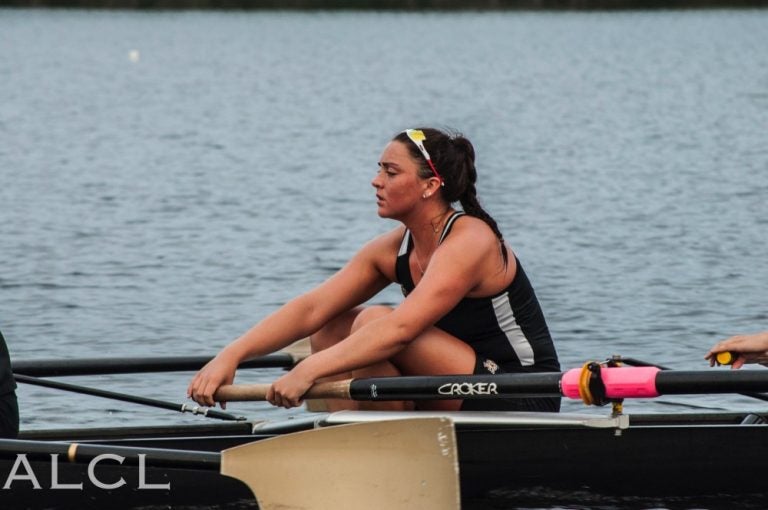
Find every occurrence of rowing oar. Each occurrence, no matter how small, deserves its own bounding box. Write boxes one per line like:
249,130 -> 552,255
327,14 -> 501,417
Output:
13,373 -> 246,421
11,352 -> 299,377
613,355 -> 768,403
215,365 -> 768,406
11,337 -> 311,377
0,418 -> 459,510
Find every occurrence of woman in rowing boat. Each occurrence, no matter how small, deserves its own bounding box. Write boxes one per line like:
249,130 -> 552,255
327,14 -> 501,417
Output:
706,331 -> 768,369
188,127 -> 561,411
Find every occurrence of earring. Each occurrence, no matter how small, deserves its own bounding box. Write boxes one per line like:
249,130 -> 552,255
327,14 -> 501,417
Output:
422,193 -> 428,199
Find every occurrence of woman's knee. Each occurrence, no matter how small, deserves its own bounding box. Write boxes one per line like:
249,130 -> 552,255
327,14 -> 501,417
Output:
350,305 -> 394,333
310,306 -> 365,352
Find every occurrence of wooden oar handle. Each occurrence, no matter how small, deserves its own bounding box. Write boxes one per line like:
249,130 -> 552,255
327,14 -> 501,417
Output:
215,379 -> 353,402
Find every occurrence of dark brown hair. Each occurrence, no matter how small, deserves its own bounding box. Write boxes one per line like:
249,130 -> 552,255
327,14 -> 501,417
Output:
393,127 -> 508,267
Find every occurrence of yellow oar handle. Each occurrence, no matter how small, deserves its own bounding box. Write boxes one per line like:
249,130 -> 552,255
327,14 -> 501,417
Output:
715,351 -> 736,366
215,379 -> 353,402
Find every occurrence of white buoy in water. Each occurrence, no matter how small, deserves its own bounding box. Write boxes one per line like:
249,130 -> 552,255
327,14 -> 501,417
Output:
128,50 -> 140,63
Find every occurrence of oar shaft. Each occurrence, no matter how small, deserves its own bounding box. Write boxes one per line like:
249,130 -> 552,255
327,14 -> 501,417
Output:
12,353 -> 297,377
349,373 -> 562,400
14,374 -> 244,421
655,370 -> 768,395
563,367 -> 768,399
0,438 -> 220,469
608,356 -> 768,403
216,373 -> 561,402
218,367 -> 768,403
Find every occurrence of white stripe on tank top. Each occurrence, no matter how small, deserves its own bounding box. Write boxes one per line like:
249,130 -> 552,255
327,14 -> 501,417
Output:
491,292 -> 535,366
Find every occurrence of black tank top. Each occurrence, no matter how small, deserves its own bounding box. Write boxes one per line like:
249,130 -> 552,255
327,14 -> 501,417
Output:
395,212 -> 560,374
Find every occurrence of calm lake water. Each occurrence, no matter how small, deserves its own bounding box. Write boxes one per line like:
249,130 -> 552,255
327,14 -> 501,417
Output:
1,7 -> 767,508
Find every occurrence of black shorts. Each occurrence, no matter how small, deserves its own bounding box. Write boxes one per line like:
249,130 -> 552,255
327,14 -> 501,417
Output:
460,356 -> 561,412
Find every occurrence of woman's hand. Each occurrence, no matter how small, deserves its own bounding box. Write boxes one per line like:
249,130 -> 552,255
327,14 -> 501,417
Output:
266,364 -> 315,409
705,332 -> 768,369
187,352 -> 239,409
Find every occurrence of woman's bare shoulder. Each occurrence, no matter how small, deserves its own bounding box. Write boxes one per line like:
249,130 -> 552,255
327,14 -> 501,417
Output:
450,215 -> 501,249
441,215 -> 516,290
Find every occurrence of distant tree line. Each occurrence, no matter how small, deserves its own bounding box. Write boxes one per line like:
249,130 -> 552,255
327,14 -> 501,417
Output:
2,0 -> 767,8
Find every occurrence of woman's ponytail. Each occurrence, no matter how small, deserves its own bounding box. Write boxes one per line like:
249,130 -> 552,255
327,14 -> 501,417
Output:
394,127 -> 509,267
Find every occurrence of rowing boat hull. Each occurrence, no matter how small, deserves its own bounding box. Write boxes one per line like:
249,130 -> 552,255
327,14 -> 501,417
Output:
4,422 -> 258,509
4,410 -> 767,509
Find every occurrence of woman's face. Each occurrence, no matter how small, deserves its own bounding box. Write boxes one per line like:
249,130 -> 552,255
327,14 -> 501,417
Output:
372,141 -> 428,220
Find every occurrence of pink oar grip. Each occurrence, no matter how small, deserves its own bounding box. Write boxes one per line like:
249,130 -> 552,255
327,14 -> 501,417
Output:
561,366 -> 662,399
560,369 -> 583,399
602,366 -> 661,398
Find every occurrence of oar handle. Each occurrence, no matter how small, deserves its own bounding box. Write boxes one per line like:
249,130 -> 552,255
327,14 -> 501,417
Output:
216,379 -> 353,402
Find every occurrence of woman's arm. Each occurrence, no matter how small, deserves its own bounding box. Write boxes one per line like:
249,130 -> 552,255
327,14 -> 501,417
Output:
187,230 -> 397,407
270,217 -> 506,406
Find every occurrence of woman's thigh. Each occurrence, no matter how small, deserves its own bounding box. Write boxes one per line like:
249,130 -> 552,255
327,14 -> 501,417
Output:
345,304 -> 477,377
392,327 -> 476,377
375,312 -> 477,411
312,304 -> 478,411
310,306 -> 364,352
394,329 -> 478,411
